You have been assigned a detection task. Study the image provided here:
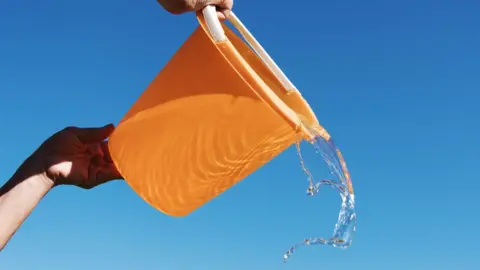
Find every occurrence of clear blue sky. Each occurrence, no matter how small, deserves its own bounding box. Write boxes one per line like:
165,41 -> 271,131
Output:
1,0 -> 479,269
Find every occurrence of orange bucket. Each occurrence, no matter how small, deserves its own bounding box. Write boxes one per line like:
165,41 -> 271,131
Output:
108,6 -> 330,217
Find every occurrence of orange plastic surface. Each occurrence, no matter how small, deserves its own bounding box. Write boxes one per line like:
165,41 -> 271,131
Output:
108,15 -> 321,217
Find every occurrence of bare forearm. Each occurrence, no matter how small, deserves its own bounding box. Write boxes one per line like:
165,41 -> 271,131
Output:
0,173 -> 54,251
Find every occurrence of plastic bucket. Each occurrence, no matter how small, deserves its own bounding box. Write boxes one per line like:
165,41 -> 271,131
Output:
108,6 -> 329,216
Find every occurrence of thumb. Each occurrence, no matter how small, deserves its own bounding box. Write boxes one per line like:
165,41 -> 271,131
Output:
216,8 -> 231,20
67,124 -> 115,144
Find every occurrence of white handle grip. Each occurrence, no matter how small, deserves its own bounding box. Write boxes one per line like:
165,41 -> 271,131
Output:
201,6 -> 296,92
202,6 -> 227,42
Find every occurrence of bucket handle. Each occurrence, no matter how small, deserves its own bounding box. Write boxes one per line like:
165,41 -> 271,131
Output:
202,6 -> 296,94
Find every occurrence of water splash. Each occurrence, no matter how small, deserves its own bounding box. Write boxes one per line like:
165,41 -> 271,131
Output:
283,132 -> 356,263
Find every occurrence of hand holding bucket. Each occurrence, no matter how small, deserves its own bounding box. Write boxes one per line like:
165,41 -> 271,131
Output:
108,6 -> 329,216
157,0 -> 233,19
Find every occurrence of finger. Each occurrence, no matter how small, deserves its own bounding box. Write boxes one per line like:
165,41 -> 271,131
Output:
100,141 -> 113,163
67,124 -> 115,144
97,163 -> 124,182
210,0 -> 233,20
89,142 -> 115,171
200,0 -> 233,16
87,143 -> 104,159
87,163 -> 123,189
216,9 -> 230,20
205,0 -> 233,11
